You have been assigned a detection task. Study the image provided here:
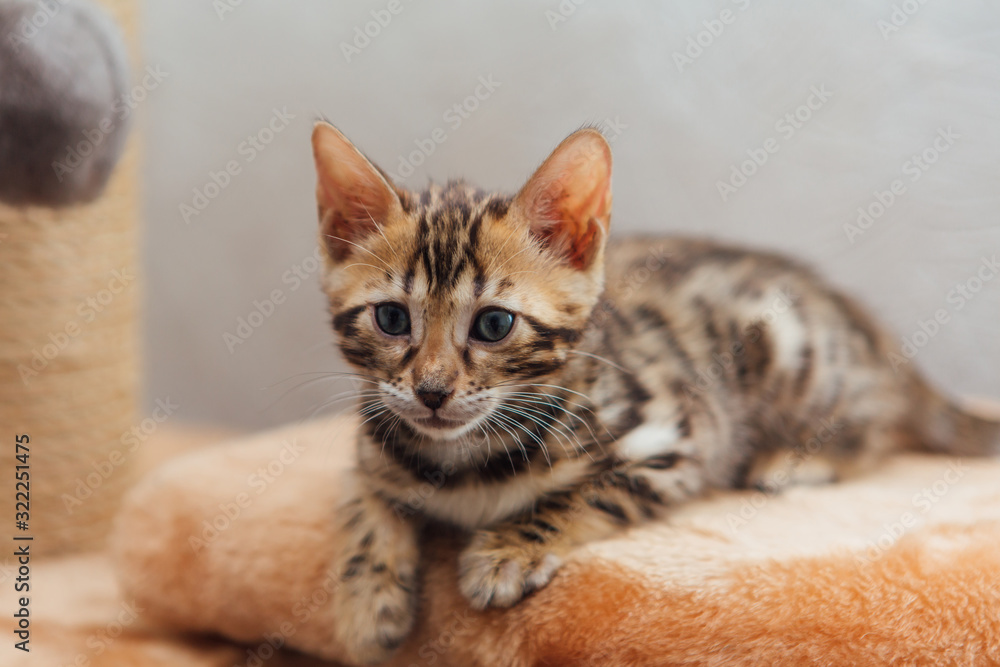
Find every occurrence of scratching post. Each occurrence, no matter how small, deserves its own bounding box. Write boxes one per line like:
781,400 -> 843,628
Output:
0,0 -> 140,556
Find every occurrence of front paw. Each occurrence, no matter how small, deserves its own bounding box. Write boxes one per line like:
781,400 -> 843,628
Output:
334,556 -> 417,664
331,489 -> 420,665
458,529 -> 563,610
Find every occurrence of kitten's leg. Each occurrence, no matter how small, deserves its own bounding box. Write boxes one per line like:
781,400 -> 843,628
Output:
458,459 -> 702,609
745,418 -> 915,492
332,479 -> 420,664
745,448 -> 838,492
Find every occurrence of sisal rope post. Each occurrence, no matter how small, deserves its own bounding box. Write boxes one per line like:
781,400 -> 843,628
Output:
0,0 -> 140,556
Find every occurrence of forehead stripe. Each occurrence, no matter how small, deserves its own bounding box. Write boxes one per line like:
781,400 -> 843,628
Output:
333,304 -> 366,336
521,313 -> 582,344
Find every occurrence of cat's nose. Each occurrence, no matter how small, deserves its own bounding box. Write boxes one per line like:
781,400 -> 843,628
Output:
416,388 -> 452,411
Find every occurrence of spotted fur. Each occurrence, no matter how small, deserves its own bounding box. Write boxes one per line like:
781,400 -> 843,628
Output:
310,122 -> 1000,664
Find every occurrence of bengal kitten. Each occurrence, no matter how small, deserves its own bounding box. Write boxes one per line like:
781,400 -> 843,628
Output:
310,122 -> 999,663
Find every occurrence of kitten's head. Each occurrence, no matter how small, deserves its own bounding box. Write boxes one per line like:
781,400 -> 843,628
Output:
311,123 -> 612,441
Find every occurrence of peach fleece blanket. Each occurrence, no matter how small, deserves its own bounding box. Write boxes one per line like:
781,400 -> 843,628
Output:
94,411 -> 1000,666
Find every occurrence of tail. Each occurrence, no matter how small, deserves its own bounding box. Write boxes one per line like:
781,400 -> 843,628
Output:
914,393 -> 1000,457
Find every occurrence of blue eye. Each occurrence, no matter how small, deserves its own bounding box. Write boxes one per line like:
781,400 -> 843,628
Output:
375,303 -> 410,336
472,309 -> 514,342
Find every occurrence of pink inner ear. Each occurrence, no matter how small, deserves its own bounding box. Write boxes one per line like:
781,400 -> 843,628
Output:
519,130 -> 612,270
530,182 -> 604,269
312,124 -> 398,260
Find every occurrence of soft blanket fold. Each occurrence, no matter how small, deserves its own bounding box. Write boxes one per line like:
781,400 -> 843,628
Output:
109,414 -> 1000,666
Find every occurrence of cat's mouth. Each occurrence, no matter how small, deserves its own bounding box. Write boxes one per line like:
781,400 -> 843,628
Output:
405,410 -> 487,440
378,388 -> 492,440
412,415 -> 467,430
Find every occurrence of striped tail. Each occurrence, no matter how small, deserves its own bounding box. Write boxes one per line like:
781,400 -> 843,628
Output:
916,394 -> 1000,457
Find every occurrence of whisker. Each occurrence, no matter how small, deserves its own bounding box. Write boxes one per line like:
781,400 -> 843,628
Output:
485,414 -> 527,473
494,381 -> 597,407
377,412 -> 404,461
490,244 -> 534,276
497,383 -> 613,440
304,390 -> 384,411
460,429 -> 485,471
340,263 -> 407,290
304,396 -> 382,422
261,377 -> 382,412
360,205 -> 401,262
500,389 -> 602,425
485,414 -> 530,465
325,234 -> 394,271
495,404 -> 578,461
505,402 -> 590,460
261,370 -> 382,390
497,400 -> 578,446
479,418 -> 515,473
482,226 -> 523,276
358,412 -> 392,441
498,269 -> 540,279
503,393 -> 606,445
384,412 -> 404,446
372,411 -> 402,442
567,350 -> 632,374
500,399 -> 584,445
491,410 -> 552,469
502,392 -> 595,422
475,425 -> 493,465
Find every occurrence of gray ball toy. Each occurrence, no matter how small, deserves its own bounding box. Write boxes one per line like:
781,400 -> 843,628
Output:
0,0 -> 131,207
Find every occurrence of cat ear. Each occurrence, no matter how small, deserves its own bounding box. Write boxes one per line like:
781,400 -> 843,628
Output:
512,128 -> 612,270
311,122 -> 403,261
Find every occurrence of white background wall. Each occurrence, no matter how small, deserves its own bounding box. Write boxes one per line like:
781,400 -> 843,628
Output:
139,0 -> 1000,429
